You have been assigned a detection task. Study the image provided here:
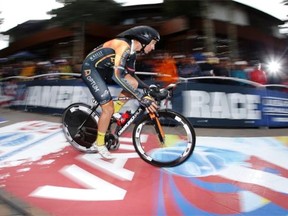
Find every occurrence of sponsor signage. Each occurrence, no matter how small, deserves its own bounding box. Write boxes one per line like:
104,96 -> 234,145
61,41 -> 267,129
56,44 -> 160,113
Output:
1,79 -> 287,127
172,82 -> 288,127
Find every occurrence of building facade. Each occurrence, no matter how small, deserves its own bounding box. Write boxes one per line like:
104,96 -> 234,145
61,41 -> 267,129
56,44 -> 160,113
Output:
0,2 -> 286,64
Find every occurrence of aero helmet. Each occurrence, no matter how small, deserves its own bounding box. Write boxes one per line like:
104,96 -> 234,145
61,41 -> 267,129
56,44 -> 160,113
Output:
117,25 -> 160,47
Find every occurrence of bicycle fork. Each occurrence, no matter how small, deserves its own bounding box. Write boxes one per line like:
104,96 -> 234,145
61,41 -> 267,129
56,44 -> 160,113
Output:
149,112 -> 165,144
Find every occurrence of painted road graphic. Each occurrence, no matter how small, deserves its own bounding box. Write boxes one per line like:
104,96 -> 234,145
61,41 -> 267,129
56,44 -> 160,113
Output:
0,117 -> 7,124
0,121 -> 288,215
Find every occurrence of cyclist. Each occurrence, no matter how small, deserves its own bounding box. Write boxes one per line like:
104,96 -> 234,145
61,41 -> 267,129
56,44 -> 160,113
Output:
81,25 -> 160,159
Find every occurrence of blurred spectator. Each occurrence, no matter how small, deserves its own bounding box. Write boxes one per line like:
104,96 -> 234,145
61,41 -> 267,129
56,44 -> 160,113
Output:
46,63 -> 60,80
213,57 -> 231,77
36,61 -> 60,80
154,52 -> 178,86
194,52 -> 215,76
0,67 -> 3,79
249,62 -> 267,84
136,57 -> 154,72
177,55 -> 202,77
35,61 -> 50,77
282,73 -> 288,85
10,63 -> 22,76
230,61 -> 249,80
135,58 -> 155,81
267,69 -> 284,84
72,62 -> 82,74
1,63 -> 21,78
19,61 -> 36,77
268,73 -> 282,84
55,59 -> 73,79
281,73 -> 288,92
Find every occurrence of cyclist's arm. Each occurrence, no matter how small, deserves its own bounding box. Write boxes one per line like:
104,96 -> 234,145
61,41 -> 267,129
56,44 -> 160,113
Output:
111,40 -> 144,100
134,74 -> 150,89
125,53 -> 150,89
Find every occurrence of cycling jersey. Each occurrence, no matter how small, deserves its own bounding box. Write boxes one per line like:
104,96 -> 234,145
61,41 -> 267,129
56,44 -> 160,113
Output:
81,38 -> 149,105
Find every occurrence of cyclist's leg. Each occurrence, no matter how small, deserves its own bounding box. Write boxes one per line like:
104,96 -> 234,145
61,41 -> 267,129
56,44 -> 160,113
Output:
94,101 -> 114,159
97,101 -> 114,144
81,63 -> 113,159
115,74 -> 139,112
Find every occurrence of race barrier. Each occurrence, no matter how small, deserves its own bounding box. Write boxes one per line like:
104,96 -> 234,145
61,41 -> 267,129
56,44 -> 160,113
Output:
173,77 -> 288,128
1,73 -> 288,128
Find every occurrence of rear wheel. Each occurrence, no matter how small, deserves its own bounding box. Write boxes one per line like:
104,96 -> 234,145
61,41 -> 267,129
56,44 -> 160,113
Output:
133,109 -> 196,167
62,103 -> 99,153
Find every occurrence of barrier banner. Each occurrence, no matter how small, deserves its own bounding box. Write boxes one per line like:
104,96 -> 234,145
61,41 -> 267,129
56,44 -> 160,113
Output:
0,80 -> 17,106
172,82 -> 288,128
263,89 -> 288,127
2,79 -> 124,113
1,78 -> 288,128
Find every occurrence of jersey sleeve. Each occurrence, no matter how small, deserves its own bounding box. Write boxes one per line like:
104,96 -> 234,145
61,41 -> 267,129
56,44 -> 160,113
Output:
112,44 -> 144,100
125,53 -> 149,89
125,53 -> 136,74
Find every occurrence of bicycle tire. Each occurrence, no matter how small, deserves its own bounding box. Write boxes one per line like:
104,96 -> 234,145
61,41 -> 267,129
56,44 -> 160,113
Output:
133,109 -> 196,167
62,103 -> 99,153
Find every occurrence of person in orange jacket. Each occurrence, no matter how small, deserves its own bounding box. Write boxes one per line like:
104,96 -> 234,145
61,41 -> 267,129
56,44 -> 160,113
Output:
154,52 -> 179,86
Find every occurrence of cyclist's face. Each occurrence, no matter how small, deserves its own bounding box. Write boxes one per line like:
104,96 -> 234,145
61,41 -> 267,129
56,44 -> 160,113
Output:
144,40 -> 157,54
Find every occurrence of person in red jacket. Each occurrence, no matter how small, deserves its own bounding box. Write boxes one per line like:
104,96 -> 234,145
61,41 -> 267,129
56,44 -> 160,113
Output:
249,62 -> 267,85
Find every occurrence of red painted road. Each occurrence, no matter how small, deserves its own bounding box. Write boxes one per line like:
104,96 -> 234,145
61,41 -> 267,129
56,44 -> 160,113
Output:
1,120 -> 288,215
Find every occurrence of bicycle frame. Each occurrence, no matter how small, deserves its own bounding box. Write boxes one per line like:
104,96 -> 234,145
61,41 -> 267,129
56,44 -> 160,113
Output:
79,96 -> 165,144
62,82 -> 196,167
148,112 -> 165,144
115,105 -> 145,136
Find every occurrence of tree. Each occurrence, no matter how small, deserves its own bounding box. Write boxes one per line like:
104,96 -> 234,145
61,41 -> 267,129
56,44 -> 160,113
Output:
162,0 -> 216,53
162,0 -> 201,19
227,0 -> 239,60
0,12 -> 3,27
47,0 -> 122,63
280,0 -> 288,35
200,0 -> 216,53
48,0 -> 122,26
0,12 -> 7,50
163,0 -> 240,58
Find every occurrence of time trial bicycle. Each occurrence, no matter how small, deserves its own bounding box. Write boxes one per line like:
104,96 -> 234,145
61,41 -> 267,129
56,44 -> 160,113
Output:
62,84 -> 196,167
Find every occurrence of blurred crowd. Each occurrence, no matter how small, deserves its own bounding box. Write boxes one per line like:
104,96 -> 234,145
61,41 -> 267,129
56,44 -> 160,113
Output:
0,59 -> 81,80
1,51 -> 288,86
137,51 -> 288,86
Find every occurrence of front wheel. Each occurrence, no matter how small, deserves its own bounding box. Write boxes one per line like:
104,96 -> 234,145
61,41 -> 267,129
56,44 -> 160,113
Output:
132,109 -> 196,167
